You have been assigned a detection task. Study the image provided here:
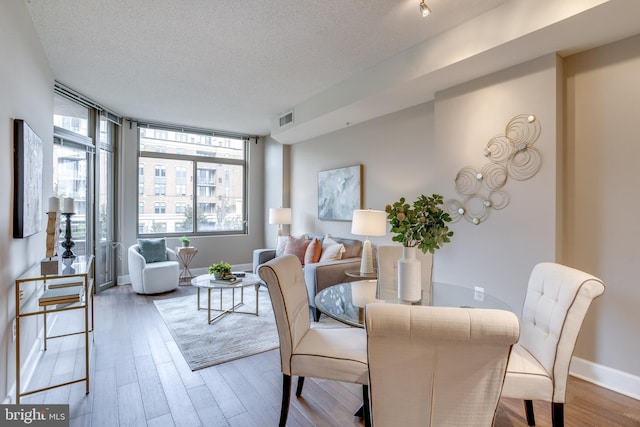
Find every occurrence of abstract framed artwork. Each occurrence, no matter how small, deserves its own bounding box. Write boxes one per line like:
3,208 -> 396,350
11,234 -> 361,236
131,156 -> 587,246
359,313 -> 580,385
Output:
13,119 -> 43,238
318,164 -> 362,221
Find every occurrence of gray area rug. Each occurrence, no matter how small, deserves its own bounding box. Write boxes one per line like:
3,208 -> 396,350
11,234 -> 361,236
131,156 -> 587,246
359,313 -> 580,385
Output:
154,286 -> 345,371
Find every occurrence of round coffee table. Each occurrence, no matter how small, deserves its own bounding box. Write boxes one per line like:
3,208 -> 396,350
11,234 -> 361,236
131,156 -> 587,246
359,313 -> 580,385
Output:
191,273 -> 261,324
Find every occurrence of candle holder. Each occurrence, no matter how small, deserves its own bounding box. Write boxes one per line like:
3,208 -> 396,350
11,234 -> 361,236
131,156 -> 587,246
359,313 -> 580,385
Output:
61,212 -> 76,263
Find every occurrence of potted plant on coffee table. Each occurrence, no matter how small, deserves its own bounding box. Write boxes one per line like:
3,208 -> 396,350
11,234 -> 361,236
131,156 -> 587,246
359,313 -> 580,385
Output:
208,260 -> 233,280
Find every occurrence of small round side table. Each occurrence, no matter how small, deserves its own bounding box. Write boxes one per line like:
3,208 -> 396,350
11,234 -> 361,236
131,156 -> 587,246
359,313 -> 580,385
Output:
344,270 -> 378,281
176,246 -> 198,285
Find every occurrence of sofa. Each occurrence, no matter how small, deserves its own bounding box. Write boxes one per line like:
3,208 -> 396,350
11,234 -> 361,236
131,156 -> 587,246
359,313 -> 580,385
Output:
253,234 -> 364,320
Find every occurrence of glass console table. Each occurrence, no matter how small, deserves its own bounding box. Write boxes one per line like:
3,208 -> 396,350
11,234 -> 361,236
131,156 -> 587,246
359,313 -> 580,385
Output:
15,255 -> 95,403
315,279 -> 510,328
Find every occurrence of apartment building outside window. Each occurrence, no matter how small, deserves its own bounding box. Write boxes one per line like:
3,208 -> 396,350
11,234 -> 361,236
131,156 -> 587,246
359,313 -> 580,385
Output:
138,125 -> 247,236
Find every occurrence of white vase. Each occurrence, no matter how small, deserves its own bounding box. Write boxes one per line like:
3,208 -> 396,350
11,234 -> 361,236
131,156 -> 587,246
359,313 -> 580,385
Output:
398,246 -> 422,302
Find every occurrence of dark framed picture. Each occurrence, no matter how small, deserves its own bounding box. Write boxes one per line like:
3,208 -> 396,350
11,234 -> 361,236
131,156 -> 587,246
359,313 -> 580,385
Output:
14,119 -> 43,238
318,164 -> 362,221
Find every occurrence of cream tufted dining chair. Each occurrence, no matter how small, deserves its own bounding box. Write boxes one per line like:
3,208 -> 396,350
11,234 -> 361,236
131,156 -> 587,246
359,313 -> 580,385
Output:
501,262 -> 605,427
366,303 -> 520,426
258,254 -> 370,427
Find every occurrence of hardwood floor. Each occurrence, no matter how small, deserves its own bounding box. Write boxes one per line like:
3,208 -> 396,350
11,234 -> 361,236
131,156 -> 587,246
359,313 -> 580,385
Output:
21,284 -> 640,427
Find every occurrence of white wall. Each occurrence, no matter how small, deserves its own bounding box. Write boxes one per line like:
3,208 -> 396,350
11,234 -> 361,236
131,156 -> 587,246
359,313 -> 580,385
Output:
289,54 -> 560,315
432,54 -> 561,315
0,1 -> 54,401
263,136 -> 290,247
285,48 -> 640,394
564,34 -> 640,378
290,101 -> 435,241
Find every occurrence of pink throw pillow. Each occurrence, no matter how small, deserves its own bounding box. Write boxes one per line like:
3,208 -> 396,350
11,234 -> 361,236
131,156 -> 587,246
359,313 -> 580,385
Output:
284,235 -> 311,265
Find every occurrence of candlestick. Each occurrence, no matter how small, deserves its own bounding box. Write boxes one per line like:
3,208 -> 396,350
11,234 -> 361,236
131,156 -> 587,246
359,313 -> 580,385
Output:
63,197 -> 74,214
61,212 -> 76,261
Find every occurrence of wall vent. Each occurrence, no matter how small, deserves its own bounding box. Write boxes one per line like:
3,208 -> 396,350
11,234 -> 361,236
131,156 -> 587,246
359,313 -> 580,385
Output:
279,110 -> 294,128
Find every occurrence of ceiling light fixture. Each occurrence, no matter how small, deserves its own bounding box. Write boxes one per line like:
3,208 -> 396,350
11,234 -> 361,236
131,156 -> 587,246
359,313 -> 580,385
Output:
419,0 -> 431,18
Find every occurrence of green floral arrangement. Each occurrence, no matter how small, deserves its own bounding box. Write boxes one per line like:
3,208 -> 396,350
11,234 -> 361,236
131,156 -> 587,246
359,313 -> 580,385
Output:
208,260 -> 232,278
385,194 -> 454,253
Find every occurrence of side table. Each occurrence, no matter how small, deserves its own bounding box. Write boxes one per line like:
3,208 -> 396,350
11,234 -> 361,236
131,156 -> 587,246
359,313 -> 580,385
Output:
344,270 -> 378,281
176,246 -> 198,285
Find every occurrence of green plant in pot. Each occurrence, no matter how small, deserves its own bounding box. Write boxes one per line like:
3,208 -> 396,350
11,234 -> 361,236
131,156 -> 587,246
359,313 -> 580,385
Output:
385,194 -> 454,253
385,193 -> 454,302
180,236 -> 190,247
208,260 -> 233,280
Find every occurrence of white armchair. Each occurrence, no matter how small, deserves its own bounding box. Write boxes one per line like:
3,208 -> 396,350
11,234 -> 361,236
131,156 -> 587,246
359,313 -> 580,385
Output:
128,244 -> 179,294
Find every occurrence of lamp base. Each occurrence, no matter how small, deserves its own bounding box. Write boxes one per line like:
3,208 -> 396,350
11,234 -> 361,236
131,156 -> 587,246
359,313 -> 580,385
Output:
360,239 -> 375,275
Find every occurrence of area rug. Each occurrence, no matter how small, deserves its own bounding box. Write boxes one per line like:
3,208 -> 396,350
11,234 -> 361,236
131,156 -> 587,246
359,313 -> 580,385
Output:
154,286 -> 346,371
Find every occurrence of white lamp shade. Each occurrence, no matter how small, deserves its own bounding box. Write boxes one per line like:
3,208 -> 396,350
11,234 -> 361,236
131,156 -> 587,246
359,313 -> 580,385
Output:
269,208 -> 292,225
351,209 -> 387,237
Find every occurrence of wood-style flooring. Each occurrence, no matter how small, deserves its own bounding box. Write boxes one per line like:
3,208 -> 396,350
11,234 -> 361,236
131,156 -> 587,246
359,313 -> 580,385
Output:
20,284 -> 640,426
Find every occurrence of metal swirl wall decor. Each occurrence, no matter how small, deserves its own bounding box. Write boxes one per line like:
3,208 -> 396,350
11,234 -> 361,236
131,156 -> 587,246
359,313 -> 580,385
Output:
446,114 -> 542,225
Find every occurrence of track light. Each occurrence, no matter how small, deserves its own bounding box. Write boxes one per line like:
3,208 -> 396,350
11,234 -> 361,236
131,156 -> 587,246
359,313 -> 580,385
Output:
419,0 -> 431,18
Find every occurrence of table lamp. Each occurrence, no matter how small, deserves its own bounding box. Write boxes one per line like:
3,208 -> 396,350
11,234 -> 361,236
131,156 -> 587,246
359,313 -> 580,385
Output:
269,207 -> 292,240
351,209 -> 387,275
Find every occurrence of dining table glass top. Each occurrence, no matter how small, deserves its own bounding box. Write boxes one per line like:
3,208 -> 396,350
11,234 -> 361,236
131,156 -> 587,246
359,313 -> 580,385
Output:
314,280 -> 511,328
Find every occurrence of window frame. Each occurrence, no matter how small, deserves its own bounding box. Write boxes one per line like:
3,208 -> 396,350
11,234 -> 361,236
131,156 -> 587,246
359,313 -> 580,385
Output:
137,125 -> 249,238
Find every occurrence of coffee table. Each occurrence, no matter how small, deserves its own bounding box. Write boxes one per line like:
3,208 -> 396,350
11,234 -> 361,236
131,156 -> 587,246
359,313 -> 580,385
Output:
191,273 -> 261,324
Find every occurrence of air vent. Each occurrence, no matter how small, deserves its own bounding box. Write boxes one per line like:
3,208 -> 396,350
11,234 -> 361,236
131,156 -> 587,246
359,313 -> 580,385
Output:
279,111 -> 294,128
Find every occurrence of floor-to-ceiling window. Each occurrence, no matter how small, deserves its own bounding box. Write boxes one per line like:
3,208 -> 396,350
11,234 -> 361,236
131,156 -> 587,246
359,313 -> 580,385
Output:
53,87 -> 120,291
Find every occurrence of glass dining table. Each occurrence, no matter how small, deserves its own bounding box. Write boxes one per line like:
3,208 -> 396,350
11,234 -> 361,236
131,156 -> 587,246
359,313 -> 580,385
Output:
314,279 -> 511,328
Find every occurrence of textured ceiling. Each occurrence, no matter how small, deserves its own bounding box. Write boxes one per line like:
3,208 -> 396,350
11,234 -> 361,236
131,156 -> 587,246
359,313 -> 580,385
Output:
25,0 -> 508,136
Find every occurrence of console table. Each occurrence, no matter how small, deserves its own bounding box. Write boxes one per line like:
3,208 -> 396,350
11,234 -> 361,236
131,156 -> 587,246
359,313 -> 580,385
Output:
14,255 -> 94,403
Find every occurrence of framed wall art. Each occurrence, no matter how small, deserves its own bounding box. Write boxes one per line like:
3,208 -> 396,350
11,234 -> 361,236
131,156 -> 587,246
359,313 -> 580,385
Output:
318,164 -> 362,221
14,119 -> 43,238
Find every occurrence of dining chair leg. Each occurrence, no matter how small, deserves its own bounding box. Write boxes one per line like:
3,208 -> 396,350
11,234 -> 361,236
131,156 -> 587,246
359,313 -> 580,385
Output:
524,400 -> 535,426
552,402 -> 564,427
296,376 -> 305,397
362,384 -> 371,427
280,374 -> 292,427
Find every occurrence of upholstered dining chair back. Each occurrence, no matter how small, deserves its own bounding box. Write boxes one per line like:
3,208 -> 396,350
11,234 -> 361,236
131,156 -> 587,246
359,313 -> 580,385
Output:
501,262 -> 605,426
366,303 -> 519,427
259,254 -> 370,427
257,253 -> 310,375
376,245 -> 433,287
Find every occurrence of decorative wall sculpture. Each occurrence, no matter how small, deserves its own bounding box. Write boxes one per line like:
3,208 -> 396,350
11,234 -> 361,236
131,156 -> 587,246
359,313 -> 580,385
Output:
445,114 -> 542,225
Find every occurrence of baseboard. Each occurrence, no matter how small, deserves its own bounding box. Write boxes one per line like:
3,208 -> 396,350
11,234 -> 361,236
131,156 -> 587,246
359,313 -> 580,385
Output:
117,274 -> 130,285
571,356 -> 640,400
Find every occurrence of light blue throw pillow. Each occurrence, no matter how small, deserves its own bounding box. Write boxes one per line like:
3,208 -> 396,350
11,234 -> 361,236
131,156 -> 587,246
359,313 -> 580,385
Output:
137,238 -> 168,263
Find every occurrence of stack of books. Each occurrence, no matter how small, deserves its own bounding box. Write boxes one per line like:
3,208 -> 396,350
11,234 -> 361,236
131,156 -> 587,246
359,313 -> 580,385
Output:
39,286 -> 83,306
209,276 -> 242,285
46,277 -> 84,289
